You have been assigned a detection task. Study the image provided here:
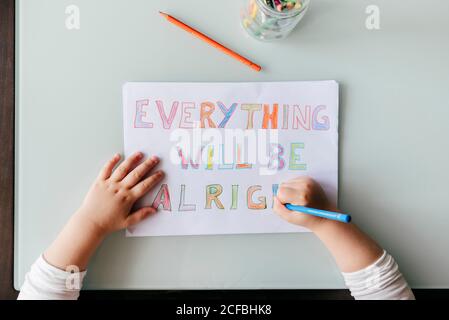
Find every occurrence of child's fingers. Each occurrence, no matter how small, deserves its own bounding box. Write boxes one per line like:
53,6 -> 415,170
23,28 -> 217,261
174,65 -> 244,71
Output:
273,197 -> 297,224
125,207 -> 156,227
280,179 -> 313,191
97,154 -> 121,180
122,156 -> 159,188
274,197 -> 314,227
110,152 -> 143,182
277,185 -> 309,206
132,171 -> 165,199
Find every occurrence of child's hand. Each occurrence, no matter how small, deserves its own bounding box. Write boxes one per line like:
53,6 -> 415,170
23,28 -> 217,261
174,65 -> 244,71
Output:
44,152 -> 165,270
76,152 -> 164,236
274,177 -> 335,231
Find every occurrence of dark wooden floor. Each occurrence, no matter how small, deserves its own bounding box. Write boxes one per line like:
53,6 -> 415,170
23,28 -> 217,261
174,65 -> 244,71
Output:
0,0 -> 447,301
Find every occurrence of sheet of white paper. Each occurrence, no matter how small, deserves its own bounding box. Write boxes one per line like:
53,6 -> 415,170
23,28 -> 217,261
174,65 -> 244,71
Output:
123,81 -> 339,237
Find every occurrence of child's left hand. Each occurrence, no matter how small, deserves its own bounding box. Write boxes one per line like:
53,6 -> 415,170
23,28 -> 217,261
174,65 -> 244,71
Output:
45,152 -> 165,271
76,152 -> 165,236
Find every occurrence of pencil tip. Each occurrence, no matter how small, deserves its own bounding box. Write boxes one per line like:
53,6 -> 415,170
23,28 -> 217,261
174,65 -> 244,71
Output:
159,11 -> 168,17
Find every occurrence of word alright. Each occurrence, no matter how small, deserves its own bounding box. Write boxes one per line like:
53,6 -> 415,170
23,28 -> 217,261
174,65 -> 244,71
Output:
151,183 -> 281,212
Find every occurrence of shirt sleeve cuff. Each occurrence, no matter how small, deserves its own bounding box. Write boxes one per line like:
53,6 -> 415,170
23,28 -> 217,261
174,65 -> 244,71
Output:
18,255 -> 87,300
341,250 -> 415,300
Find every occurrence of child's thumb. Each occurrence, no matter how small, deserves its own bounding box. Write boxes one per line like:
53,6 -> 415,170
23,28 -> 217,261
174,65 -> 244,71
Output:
125,207 -> 156,227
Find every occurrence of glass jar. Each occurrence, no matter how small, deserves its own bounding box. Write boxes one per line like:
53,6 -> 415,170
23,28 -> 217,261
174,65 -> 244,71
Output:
241,0 -> 310,41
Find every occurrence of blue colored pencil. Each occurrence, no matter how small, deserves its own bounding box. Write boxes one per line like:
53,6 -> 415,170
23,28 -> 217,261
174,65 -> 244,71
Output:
285,204 -> 351,223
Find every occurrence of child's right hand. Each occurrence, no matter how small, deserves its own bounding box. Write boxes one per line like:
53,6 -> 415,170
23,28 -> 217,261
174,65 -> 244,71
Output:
274,177 -> 336,231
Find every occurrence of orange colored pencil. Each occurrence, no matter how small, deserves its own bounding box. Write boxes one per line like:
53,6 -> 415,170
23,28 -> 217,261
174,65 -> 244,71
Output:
159,11 -> 261,72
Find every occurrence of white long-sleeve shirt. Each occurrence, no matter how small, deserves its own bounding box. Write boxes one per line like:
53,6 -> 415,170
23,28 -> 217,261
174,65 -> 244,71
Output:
18,250 -> 415,300
18,255 -> 87,300
342,250 -> 415,300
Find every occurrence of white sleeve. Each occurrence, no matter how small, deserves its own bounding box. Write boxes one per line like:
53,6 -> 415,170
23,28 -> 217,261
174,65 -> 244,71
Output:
342,250 -> 415,300
17,255 -> 87,300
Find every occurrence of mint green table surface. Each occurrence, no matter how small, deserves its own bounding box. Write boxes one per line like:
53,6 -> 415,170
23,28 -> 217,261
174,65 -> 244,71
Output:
15,0 -> 449,289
